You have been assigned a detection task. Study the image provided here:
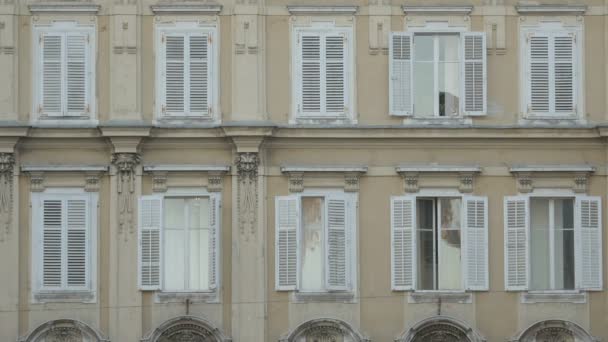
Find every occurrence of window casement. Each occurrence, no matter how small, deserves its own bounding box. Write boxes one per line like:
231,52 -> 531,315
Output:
33,23 -> 95,120
156,24 -> 218,120
391,195 -> 488,291
292,26 -> 354,122
504,195 -> 602,291
275,192 -> 356,292
138,193 -> 221,292
32,191 -> 97,294
389,31 -> 486,117
521,28 -> 581,117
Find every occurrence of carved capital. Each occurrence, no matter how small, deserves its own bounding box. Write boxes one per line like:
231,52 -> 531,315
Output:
516,172 -> 533,193
287,172 -> 304,193
152,172 -> 168,193
207,172 -> 224,192
458,172 -> 475,193
84,173 -> 102,192
344,172 -> 361,192
573,172 -> 589,194
402,172 -> 419,193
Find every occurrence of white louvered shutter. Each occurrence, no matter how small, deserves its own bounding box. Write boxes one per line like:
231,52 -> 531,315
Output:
42,199 -> 63,288
391,196 -> 416,290
528,34 -> 550,114
188,33 -> 210,116
164,35 -> 185,115
208,194 -> 220,290
462,32 -> 487,116
299,34 -> 322,115
324,34 -> 346,116
138,196 -> 163,290
389,32 -> 413,116
504,196 -> 529,291
463,196 -> 489,290
66,198 -> 88,288
41,33 -> 63,116
65,33 -> 88,116
275,196 -> 298,290
576,196 -> 602,290
553,34 -> 575,114
326,196 -> 349,291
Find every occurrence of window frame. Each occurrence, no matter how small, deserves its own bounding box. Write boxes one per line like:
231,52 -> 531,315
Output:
155,22 -> 219,122
32,21 -> 96,123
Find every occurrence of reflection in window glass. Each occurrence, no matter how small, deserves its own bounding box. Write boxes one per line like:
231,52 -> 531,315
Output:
417,199 -> 434,290
301,197 -> 324,291
438,198 -> 461,290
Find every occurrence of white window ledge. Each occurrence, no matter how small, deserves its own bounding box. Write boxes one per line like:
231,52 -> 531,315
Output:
519,117 -> 587,127
29,4 -> 101,15
290,117 -> 357,126
520,291 -> 587,304
290,291 -> 356,303
515,5 -> 587,15
402,5 -> 473,15
287,5 -> 358,15
281,166 -> 368,173
31,118 -> 99,128
33,291 -> 96,304
408,291 -> 473,304
396,164 -> 481,174
150,4 -> 222,15
143,165 -> 230,173
402,116 -> 473,127
154,291 -> 219,304
509,165 -> 595,173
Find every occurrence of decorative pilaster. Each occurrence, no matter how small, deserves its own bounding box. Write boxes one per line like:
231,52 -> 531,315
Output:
112,153 -> 140,238
0,153 -> 14,242
236,152 -> 259,238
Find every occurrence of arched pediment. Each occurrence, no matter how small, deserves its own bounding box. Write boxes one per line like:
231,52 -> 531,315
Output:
396,316 -> 486,342
18,319 -> 109,342
141,316 -> 231,342
279,318 -> 370,342
510,320 -> 599,342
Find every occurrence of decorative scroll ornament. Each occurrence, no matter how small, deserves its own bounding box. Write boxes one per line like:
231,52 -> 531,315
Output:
46,326 -> 83,342
0,153 -> 14,242
236,152 -> 259,238
112,153 -> 140,238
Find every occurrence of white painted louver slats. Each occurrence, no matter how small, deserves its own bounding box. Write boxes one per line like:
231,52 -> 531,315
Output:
165,35 -> 185,114
138,196 -> 162,290
554,35 -> 575,113
66,199 -> 87,287
208,195 -> 219,290
391,196 -> 416,290
326,197 -> 348,290
42,200 -> 63,287
529,35 -> 550,113
463,33 -> 487,115
189,35 -> 209,116
325,35 -> 346,114
275,196 -> 298,290
463,196 -> 489,290
301,35 -> 322,113
576,197 -> 602,290
66,34 -> 88,116
41,34 -> 63,116
504,197 -> 529,291
389,33 -> 413,116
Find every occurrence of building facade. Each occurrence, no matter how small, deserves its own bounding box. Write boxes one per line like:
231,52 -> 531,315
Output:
0,0 -> 607,341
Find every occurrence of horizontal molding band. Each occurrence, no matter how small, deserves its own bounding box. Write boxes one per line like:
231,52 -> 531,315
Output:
28,4 -> 101,14
21,165 -> 108,172
287,5 -> 359,15
150,4 -> 223,15
396,165 -> 481,173
509,165 -> 595,173
143,165 -> 230,172
281,166 -> 368,173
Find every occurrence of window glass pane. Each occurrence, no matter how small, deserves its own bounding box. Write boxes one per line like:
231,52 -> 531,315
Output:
414,35 -> 434,61
554,199 -> 575,290
438,35 -> 460,61
413,35 -> 435,117
438,198 -> 462,290
188,197 -> 210,229
188,197 -> 210,290
301,197 -> 324,291
530,198 -> 550,290
164,228 -> 186,290
417,199 -> 435,290
438,62 -> 460,116
165,198 -> 186,228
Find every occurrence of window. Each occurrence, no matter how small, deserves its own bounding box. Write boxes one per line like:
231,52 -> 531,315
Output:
275,192 -> 356,292
520,26 -> 582,117
156,23 -> 217,119
293,26 -> 354,121
138,193 -> 220,292
391,195 -> 488,291
33,22 -> 95,120
505,196 -> 602,291
32,191 -> 97,294
389,32 -> 486,117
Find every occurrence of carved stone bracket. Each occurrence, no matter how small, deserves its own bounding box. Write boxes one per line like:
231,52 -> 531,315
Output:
0,153 -> 14,242
510,165 -> 595,194
344,172 -> 362,192
573,172 -> 589,194
84,172 -> 102,192
396,165 -> 481,193
401,172 -> 419,193
207,172 -> 224,193
112,153 -> 140,238
29,172 -> 45,192
459,172 -> 475,193
152,172 -> 168,193
236,152 -> 259,238
515,172 -> 533,193
287,172 -> 304,193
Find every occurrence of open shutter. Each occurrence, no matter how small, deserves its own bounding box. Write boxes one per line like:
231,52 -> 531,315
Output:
208,194 -> 220,290
299,33 -> 322,115
41,33 -> 63,116
576,196 -> 602,290
164,35 -> 186,115
65,33 -> 88,116
66,198 -> 88,288
326,196 -> 349,291
188,33 -> 210,117
391,196 -> 416,290
528,33 -> 550,114
324,34 -> 346,116
389,32 -> 413,116
138,195 -> 163,290
553,33 -> 575,114
42,199 -> 63,288
504,196 -> 529,291
275,196 -> 298,290
462,32 -> 487,116
463,196 -> 489,290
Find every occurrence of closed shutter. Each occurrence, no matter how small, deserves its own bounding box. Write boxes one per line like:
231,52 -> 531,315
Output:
553,34 -> 575,114
65,33 -> 88,116
42,199 -> 63,288
389,32 -> 413,116
208,194 -> 220,290
324,34 -> 346,116
189,34 -> 210,116
41,33 -> 63,116
326,196 -> 348,290
462,32 -> 487,116
528,34 -> 550,113
391,196 -> 416,290
275,196 -> 298,290
138,196 -> 163,290
576,196 -> 602,290
504,196 -> 529,291
463,196 -> 489,290
164,35 -> 186,115
300,34 -> 322,115
66,199 -> 88,288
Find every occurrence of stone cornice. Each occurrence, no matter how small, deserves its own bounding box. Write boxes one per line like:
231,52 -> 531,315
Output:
515,4 -> 587,15
281,166 -> 368,173
150,4 -> 223,15
396,165 -> 481,173
28,3 -> 101,15
509,165 -> 595,173
143,165 -> 230,173
287,5 -> 359,15
402,5 -> 473,15
21,165 -> 108,173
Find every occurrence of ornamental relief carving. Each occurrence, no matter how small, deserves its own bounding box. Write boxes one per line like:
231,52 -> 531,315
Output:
157,323 -> 216,342
112,153 -> 140,238
45,327 -> 83,342
0,153 -> 14,242
236,152 -> 259,238
535,327 -> 574,342
411,323 -> 471,342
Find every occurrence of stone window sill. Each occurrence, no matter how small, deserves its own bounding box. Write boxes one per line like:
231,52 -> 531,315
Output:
408,291 -> 473,304
519,116 -> 586,126
33,291 -> 96,304
290,291 -> 356,303
32,117 -> 98,128
290,117 -> 356,126
520,291 -> 587,304
154,291 -> 220,304
402,116 -> 473,126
